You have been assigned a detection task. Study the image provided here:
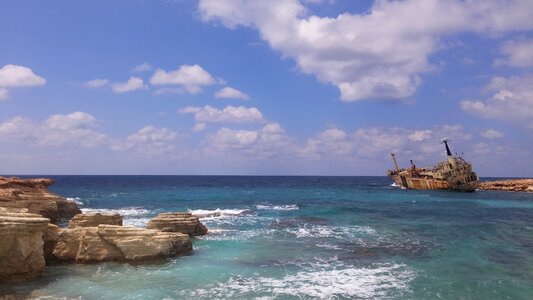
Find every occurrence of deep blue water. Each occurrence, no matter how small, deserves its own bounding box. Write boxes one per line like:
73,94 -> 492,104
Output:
2,176 -> 533,299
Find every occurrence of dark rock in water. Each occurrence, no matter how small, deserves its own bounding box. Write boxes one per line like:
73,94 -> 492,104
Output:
339,238 -> 432,260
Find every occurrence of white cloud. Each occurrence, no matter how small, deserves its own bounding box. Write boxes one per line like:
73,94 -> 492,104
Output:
132,62 -> 153,73
83,78 -> 109,89
481,129 -> 504,139
178,105 -> 265,123
0,112 -> 106,147
461,75 -> 533,129
199,0 -> 533,101
408,130 -> 433,141
207,122 -> 291,157
215,86 -> 250,100
192,123 -> 207,132
150,64 -> 215,94
111,126 -> 178,155
0,64 -> 46,100
496,39 -> 533,67
112,77 -> 145,93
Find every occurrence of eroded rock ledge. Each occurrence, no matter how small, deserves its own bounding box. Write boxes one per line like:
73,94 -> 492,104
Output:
0,177 -> 81,224
479,179 -> 533,192
0,207 -> 50,282
147,212 -> 208,236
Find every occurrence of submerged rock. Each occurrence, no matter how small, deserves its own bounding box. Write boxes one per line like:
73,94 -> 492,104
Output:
0,207 -> 50,282
0,177 -> 81,224
52,225 -> 192,263
147,212 -> 208,236
67,213 -> 123,228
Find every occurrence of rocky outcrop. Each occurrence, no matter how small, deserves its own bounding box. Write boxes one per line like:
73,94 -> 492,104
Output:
479,179 -> 533,192
0,207 -> 50,282
147,212 -> 208,236
0,177 -> 81,224
51,225 -> 192,263
68,213 -> 122,228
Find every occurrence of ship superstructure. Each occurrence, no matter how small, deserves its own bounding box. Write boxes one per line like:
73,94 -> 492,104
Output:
387,139 -> 478,192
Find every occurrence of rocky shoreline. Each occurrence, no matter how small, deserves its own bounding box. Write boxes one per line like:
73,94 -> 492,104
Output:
0,177 -> 208,283
478,179 -> 533,193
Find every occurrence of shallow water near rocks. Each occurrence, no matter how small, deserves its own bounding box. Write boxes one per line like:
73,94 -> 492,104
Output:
2,176 -> 532,299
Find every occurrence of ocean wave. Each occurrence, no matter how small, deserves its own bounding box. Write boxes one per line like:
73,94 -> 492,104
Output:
285,225 -> 376,239
188,208 -> 253,218
256,204 -> 299,211
81,207 -> 153,227
81,207 -> 151,217
66,197 -> 83,206
181,263 -> 414,299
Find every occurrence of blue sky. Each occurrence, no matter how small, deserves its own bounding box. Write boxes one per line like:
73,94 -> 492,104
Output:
0,0 -> 532,176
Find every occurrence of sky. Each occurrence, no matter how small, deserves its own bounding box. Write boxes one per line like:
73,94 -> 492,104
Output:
0,0 -> 532,176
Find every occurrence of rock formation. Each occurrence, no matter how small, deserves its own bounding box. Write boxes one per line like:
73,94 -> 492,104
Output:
51,225 -> 192,263
67,213 -> 122,228
479,179 -> 533,192
146,212 -> 208,236
0,207 -> 50,282
0,177 -> 81,224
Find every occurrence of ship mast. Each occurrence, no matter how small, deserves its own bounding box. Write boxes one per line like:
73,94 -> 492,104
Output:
390,153 -> 400,172
441,138 -> 457,168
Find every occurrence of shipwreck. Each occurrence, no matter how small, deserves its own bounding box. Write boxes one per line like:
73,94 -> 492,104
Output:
387,138 -> 479,192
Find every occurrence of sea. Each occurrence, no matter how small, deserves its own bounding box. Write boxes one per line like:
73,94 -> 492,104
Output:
2,176 -> 532,299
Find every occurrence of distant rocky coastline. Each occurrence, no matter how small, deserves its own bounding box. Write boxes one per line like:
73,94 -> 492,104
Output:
0,176 -> 207,283
478,179 -> 533,193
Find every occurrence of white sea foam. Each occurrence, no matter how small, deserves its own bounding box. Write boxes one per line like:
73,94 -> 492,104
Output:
182,263 -> 415,299
66,197 -> 83,206
390,182 -> 398,187
256,204 -> 299,211
81,207 -> 153,227
188,208 -> 252,218
286,225 -> 376,239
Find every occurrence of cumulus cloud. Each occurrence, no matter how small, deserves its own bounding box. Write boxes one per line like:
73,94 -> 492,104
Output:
408,130 -> 433,141
112,77 -> 145,93
481,129 -> 504,139
199,0 -> 533,101
132,62 -> 153,73
460,75 -> 533,129
215,86 -> 250,100
207,122 -> 291,157
83,78 -> 109,89
111,126 -> 178,155
496,39 -> 533,67
0,112 -> 106,147
178,105 -> 265,123
150,64 -> 215,94
0,64 -> 46,100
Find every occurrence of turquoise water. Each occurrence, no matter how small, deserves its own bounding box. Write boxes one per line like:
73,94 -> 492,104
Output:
2,176 -> 532,299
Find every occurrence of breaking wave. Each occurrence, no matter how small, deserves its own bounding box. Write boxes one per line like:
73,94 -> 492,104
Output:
188,208 -> 253,218
180,262 -> 415,299
81,207 -> 153,227
66,197 -> 83,206
256,204 -> 299,211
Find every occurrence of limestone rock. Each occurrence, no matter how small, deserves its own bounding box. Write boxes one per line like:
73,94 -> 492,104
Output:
0,207 -> 50,282
0,177 -> 81,224
67,213 -> 122,229
146,212 -> 208,236
479,179 -> 533,193
52,225 -> 192,263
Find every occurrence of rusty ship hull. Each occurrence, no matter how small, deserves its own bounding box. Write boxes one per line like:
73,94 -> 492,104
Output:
387,140 -> 479,192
